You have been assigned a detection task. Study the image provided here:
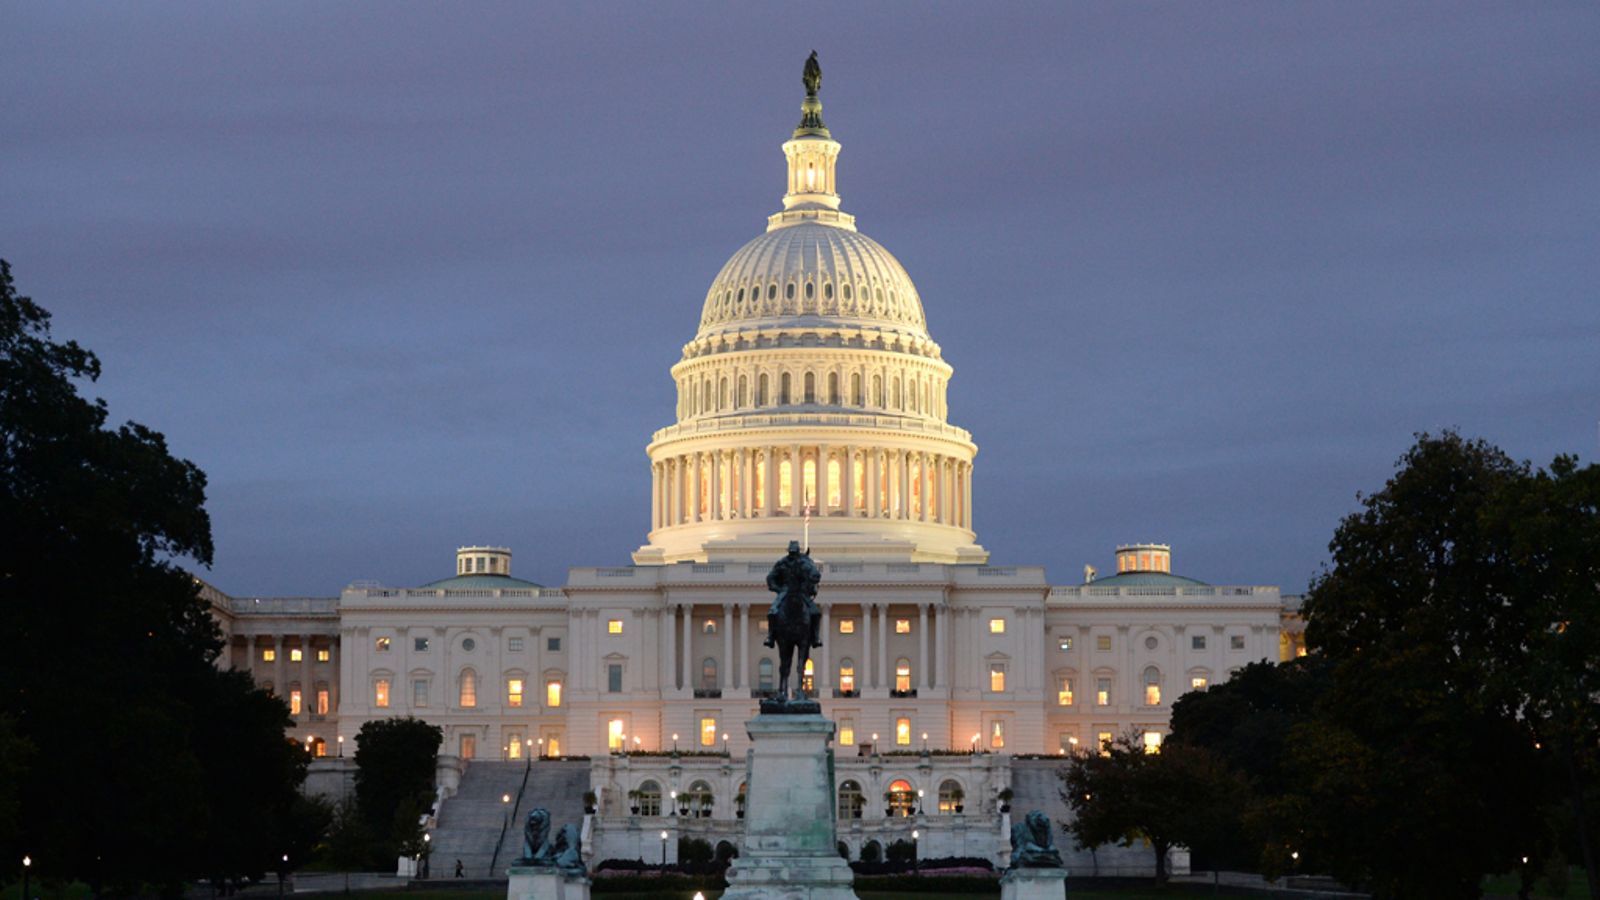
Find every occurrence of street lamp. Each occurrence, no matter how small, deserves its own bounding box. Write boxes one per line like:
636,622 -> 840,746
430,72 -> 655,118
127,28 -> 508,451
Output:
911,829 -> 920,876
921,731 -> 928,751
537,737 -> 545,758
634,735 -> 643,753
917,789 -> 925,815
871,733 -> 879,756
660,830 -> 669,867
669,790 -> 678,817
421,833 -> 431,879
337,735 -> 344,757
279,854 -> 289,900
22,855 -> 31,900
971,732 -> 981,752
672,733 -> 680,752
722,732 -> 730,754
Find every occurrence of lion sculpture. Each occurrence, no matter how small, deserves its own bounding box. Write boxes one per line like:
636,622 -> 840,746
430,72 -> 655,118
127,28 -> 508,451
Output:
1009,810 -> 1063,868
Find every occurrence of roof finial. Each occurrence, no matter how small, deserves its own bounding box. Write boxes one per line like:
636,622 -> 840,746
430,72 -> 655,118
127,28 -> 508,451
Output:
795,51 -> 828,137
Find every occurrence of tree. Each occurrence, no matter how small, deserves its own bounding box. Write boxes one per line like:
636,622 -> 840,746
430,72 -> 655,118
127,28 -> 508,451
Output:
0,260 -> 312,892
352,717 -> 442,860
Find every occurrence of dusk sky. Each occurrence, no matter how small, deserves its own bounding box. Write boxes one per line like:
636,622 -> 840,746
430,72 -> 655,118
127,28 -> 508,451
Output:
4,3 -> 1597,597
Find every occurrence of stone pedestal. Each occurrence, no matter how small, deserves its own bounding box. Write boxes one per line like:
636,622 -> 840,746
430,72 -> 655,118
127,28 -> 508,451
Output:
999,866 -> 1067,900
721,712 -> 858,900
506,866 -> 590,900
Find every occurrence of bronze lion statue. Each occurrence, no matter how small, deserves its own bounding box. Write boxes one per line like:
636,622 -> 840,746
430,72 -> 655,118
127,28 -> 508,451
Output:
1009,809 -> 1063,868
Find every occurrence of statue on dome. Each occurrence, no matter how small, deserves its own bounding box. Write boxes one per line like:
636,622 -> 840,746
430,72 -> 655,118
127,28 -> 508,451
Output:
762,541 -> 823,706
803,50 -> 822,97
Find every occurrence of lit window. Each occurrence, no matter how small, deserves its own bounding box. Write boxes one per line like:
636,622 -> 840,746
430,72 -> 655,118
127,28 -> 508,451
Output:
1191,676 -> 1209,690
609,719 -> 625,750
990,663 -> 1007,692
1191,635 -> 1206,651
546,680 -> 562,707
757,619 -> 768,633
1058,637 -> 1073,651
1143,731 -> 1163,754
989,618 -> 1006,634
1230,634 -> 1245,651
895,659 -> 911,693
937,779 -> 962,813
839,718 -> 855,747
508,637 -> 524,652
413,679 -> 428,707
289,689 -> 303,715
895,619 -> 911,634
459,670 -> 477,707
838,779 -> 864,819
1145,671 -> 1162,706
1095,635 -> 1112,651
609,664 -> 624,693
414,637 -> 430,652
317,649 -> 330,662
507,678 -> 524,707
547,637 -> 561,652
838,660 -> 855,693
262,648 -> 277,662
313,738 -> 327,757
1096,677 -> 1111,706
316,689 -> 329,715
838,619 -> 855,635
802,657 -> 814,693
1097,732 -> 1113,756
608,619 -> 623,635
887,779 -> 914,817
990,720 -> 1005,749
460,734 -> 476,759
1297,645 -> 1308,658
507,735 -> 522,759
374,679 -> 390,708
1058,677 -> 1074,706
290,648 -> 303,662
702,619 -> 718,634
700,717 -> 717,747
896,717 -> 911,745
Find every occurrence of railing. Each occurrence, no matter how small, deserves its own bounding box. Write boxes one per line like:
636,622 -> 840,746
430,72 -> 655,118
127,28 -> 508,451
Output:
230,597 -> 338,615
889,689 -> 918,699
832,689 -> 859,698
1049,584 -> 1279,599
693,689 -> 723,699
650,413 -> 974,445
488,758 -> 534,876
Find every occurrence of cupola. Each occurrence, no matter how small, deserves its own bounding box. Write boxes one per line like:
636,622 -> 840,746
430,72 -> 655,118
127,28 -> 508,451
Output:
455,546 -> 513,577
1115,544 -> 1172,575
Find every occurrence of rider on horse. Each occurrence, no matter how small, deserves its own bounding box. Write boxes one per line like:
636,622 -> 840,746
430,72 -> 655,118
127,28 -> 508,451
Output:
763,540 -> 822,649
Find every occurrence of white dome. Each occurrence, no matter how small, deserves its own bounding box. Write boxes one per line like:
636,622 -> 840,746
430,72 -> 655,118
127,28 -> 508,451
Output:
696,222 -> 929,340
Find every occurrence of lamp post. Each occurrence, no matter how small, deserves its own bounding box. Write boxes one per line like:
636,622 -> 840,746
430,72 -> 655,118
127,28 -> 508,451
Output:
871,733 -> 879,756
279,854 -> 288,900
672,733 -> 679,753
502,793 -> 512,837
537,737 -> 544,759
722,732 -> 729,754
421,832 -> 431,880
911,829 -> 920,876
660,830 -> 669,868
22,855 -> 30,900
917,789 -> 925,816
525,738 -> 533,770
337,735 -> 344,757
921,731 -> 928,752
634,735 -> 643,753
669,790 -> 678,817
971,732 -> 981,753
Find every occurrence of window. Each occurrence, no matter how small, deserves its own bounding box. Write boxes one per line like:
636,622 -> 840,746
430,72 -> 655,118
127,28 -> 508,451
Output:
509,637 -> 524,652
838,618 -> 855,634
839,718 -> 855,747
1230,634 -> 1246,651
289,689 -> 303,715
699,717 -> 717,748
461,638 -> 476,652
638,780 -> 662,816
1058,637 -> 1073,651
608,719 -> 625,751
1191,676 -> 1209,690
838,659 -> 855,693
802,657 -> 814,692
414,637 -> 430,652
989,618 -> 1006,634
317,648 -> 330,662
938,779 -> 963,813
507,678 -> 524,707
374,679 -> 390,708
1097,731 -> 1113,756
376,636 -> 391,652
507,733 -> 523,759
1096,677 -> 1111,706
989,663 -> 1007,692
262,648 -> 276,662
545,679 -> 562,707
608,664 -> 624,693
547,637 -> 562,652
1144,635 -> 1159,650
290,648 -> 303,662
458,670 -> 477,707
1058,676 -> 1075,706
1144,667 -> 1162,705
608,619 -> 624,635
895,717 -> 911,745
1143,731 -> 1163,754
887,779 -> 914,817
1095,635 -> 1112,651
702,619 -> 717,634
990,720 -> 1005,749
758,658 -> 774,691
701,658 -> 718,690
459,734 -> 475,760
413,679 -> 429,707
895,618 -> 911,634
838,780 -> 864,819
895,659 -> 911,693
1191,635 -> 1207,651
316,688 -> 329,715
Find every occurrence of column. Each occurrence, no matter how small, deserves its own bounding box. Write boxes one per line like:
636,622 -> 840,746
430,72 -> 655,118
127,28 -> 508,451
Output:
722,604 -> 733,689
329,636 -> 340,713
964,463 -> 973,530
818,604 -> 831,692
742,450 -> 754,518
817,443 -> 830,515
738,605 -> 749,689
650,462 -> 661,529
789,444 -> 803,516
898,451 -> 910,520
680,605 -> 691,690
763,448 -> 777,516
272,635 -> 285,696
918,608 -> 929,690
686,455 -> 698,523
876,604 -> 888,689
714,450 -> 726,520
301,634 -> 314,716
935,606 -> 948,690
920,453 -> 932,523
843,446 -> 856,517
862,604 -> 873,690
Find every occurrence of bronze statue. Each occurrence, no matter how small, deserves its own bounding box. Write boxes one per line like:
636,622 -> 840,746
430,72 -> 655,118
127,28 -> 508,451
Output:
803,50 -> 822,97
762,540 -> 822,704
1009,810 -> 1064,868
516,808 -> 585,876
516,808 -> 550,865
548,823 -> 585,876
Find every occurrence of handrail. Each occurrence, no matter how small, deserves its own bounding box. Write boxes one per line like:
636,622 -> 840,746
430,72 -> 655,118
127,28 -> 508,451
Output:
488,762 -> 534,876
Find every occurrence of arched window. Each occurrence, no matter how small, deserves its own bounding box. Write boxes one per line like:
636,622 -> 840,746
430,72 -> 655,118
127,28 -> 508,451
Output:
458,669 -> 477,708
895,658 -> 912,693
892,377 -> 902,409
737,375 -> 747,408
838,658 -> 855,694
851,373 -> 862,406
702,379 -> 710,412
1144,666 -> 1162,706
780,372 -> 791,405
886,779 -> 914,817
785,283 -> 796,300
802,657 -> 814,693
757,373 -> 769,406
805,281 -> 814,300
838,780 -> 864,819
873,374 -> 883,407
687,780 -> 714,818
803,457 -> 816,508
719,377 -> 728,410
843,283 -> 853,301
824,282 -> 834,300
758,658 -> 774,691
778,458 -> 793,509
803,372 -> 816,403
827,456 -> 842,508
637,780 -> 662,816
827,372 -> 838,404
938,779 -> 964,813
768,283 -> 777,300
702,657 -> 718,690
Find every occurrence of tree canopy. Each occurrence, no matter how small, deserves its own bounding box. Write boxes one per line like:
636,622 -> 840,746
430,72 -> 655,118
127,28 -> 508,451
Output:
352,717 -> 442,862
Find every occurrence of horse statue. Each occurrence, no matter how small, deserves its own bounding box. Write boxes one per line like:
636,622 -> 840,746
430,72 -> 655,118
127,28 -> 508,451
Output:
762,540 -> 822,704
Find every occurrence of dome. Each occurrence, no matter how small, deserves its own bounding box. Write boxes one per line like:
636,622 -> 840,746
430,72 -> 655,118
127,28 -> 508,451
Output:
696,221 -> 928,340
420,573 -> 543,590
1087,571 -> 1209,588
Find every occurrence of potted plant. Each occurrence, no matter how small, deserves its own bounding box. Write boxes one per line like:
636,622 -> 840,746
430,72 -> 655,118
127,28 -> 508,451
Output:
678,795 -> 691,816
583,790 -> 598,815
998,787 -> 1013,813
735,791 -> 746,819
950,786 -> 965,814
627,789 -> 641,815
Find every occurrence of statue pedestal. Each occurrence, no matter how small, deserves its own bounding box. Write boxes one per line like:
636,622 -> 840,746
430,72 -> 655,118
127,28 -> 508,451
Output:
721,713 -> 858,900
1000,866 -> 1067,900
506,866 -> 589,900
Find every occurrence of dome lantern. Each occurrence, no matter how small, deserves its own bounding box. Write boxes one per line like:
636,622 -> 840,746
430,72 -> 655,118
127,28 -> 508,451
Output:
773,52 -> 851,229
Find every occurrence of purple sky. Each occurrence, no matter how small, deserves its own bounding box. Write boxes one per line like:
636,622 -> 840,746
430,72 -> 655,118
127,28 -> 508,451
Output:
4,3 -> 1597,596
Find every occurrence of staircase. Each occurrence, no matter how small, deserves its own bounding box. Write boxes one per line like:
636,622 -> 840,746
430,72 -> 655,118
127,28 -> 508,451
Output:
428,760 -> 590,881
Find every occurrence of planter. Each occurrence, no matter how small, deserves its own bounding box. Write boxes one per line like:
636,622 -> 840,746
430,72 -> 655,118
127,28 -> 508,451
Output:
630,806 -> 640,815
954,804 -> 964,813
1000,804 -> 1011,813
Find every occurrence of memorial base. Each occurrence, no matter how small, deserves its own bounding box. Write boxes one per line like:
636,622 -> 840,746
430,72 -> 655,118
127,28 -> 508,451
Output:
1000,866 -> 1067,900
506,866 -> 590,900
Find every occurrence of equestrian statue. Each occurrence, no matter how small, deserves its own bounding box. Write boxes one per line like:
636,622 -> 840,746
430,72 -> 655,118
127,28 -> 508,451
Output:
762,540 -> 822,706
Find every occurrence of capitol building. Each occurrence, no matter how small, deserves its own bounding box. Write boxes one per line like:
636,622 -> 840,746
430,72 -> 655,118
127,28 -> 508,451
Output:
205,59 -> 1304,867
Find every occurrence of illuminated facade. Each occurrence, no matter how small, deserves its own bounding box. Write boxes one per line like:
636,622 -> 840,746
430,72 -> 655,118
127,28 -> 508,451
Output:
207,68 -> 1306,767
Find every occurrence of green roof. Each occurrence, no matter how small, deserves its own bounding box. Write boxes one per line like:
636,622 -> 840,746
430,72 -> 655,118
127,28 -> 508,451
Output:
1087,571 -> 1209,588
418,573 -> 543,590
